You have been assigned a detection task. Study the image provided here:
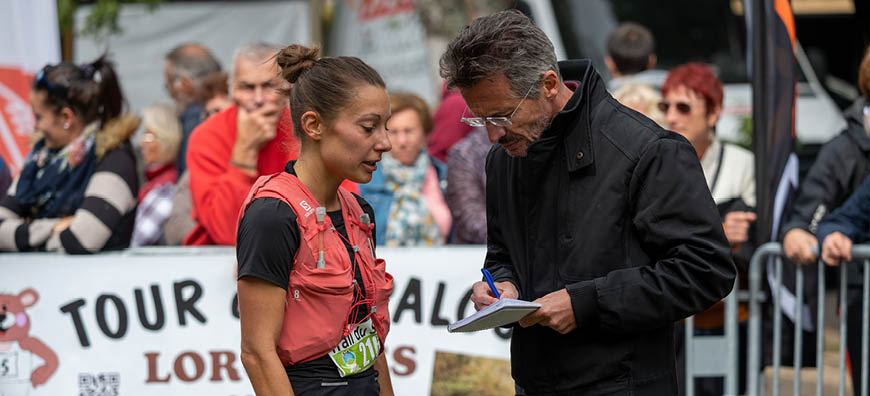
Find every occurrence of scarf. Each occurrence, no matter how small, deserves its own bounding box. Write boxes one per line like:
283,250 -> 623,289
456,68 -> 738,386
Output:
15,122 -> 99,218
382,152 -> 443,246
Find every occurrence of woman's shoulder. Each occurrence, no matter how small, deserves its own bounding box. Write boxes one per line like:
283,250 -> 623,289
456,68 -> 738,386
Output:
96,114 -> 139,158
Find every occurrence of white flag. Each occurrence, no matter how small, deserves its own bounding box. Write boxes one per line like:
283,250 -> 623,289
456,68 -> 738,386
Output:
0,0 -> 60,175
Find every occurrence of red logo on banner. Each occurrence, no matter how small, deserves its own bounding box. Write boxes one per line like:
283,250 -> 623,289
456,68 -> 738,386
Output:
0,288 -> 59,390
356,0 -> 415,21
0,67 -> 36,176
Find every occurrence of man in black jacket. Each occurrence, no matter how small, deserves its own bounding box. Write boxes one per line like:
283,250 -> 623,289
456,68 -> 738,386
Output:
439,10 -> 735,395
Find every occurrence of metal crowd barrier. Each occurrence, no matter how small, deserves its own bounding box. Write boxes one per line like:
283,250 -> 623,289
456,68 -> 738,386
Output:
687,242 -> 870,396
749,243 -> 870,396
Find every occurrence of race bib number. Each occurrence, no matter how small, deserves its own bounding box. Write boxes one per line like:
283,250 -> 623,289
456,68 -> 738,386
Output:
329,318 -> 380,377
0,351 -> 18,377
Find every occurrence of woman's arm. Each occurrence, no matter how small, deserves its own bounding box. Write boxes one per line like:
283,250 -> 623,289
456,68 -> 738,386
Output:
238,277 -> 294,396
0,180 -> 60,251
45,148 -> 138,253
373,352 -> 394,396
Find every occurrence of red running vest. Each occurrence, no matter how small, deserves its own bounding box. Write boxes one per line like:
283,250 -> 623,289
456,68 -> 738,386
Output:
238,172 -> 393,365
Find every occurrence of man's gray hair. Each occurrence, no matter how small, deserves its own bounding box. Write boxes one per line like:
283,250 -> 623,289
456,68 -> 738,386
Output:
165,43 -> 222,84
439,9 -> 559,98
231,41 -> 281,79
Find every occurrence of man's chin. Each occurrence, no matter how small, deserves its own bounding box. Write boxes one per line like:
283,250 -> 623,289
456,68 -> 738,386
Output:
504,146 -> 528,158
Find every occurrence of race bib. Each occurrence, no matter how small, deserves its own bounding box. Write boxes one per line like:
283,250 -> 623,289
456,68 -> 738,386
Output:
329,318 -> 380,377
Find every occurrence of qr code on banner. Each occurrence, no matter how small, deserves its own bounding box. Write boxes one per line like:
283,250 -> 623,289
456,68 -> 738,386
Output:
78,372 -> 120,396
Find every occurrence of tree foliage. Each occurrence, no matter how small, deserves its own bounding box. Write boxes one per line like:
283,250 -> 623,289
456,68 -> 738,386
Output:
57,0 -> 164,41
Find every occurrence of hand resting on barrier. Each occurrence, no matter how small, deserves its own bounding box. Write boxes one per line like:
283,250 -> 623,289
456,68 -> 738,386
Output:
821,231 -> 853,267
783,228 -> 819,265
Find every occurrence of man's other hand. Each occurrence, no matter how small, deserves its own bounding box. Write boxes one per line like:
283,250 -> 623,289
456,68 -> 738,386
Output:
470,280 -> 518,311
783,228 -> 819,266
519,288 -> 576,334
821,232 -> 853,267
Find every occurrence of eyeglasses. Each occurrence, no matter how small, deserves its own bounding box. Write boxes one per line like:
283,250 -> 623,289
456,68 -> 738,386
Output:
657,100 -> 692,115
34,65 -> 69,103
460,84 -> 535,127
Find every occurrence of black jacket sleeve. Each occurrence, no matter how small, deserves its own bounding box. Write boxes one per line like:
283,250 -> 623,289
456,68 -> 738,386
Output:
566,137 -> 736,333
780,134 -> 865,237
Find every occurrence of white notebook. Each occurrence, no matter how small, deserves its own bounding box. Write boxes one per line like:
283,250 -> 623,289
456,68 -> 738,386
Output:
447,298 -> 541,333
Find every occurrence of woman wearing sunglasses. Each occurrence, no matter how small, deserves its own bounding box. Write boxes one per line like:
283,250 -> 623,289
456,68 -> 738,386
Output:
0,55 -> 139,253
662,62 -> 756,396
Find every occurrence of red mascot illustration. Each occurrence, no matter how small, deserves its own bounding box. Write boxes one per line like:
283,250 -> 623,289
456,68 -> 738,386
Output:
0,288 -> 58,395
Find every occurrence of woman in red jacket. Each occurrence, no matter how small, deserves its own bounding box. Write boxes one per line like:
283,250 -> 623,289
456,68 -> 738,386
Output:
235,44 -> 394,395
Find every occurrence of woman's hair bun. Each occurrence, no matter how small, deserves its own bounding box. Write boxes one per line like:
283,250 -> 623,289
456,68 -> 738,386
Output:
276,44 -> 320,84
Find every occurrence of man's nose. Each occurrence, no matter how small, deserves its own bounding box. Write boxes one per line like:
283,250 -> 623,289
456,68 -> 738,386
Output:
254,86 -> 264,104
485,124 -> 505,144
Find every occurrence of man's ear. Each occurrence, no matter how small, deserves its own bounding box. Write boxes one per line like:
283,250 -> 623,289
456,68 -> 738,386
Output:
179,76 -> 195,96
300,111 -> 323,141
541,70 -> 561,99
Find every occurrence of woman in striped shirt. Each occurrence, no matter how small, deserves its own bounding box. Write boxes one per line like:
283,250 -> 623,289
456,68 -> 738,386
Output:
0,55 -> 139,253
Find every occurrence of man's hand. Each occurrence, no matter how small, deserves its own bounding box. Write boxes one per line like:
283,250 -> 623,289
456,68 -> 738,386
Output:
723,211 -> 756,245
518,288 -> 576,334
821,232 -> 853,267
470,280 -> 518,311
783,228 -> 819,265
232,104 -> 281,169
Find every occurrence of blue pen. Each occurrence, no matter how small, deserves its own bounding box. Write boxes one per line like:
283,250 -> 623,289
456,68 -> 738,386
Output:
481,268 -> 501,298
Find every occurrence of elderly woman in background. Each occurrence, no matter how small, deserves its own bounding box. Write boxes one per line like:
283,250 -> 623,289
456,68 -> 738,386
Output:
0,55 -> 139,253
360,92 -> 451,246
131,103 -> 182,246
612,82 -> 666,126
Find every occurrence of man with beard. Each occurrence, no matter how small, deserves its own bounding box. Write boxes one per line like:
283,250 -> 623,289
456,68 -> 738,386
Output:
440,10 -> 735,395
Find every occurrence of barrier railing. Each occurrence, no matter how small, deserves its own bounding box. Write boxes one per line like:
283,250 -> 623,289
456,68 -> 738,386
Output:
688,242 -> 870,396
748,243 -> 870,396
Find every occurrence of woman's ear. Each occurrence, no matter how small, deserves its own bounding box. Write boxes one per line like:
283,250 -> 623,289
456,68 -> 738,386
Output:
706,104 -> 722,129
300,111 -> 323,141
59,107 -> 76,129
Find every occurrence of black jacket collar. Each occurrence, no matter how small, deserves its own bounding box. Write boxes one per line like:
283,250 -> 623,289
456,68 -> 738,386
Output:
546,59 -> 610,172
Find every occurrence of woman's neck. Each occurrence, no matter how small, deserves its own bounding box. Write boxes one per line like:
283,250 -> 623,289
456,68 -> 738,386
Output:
293,154 -> 343,211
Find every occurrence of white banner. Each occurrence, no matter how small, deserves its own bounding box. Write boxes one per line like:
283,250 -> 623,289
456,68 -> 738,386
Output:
2,246 -> 512,396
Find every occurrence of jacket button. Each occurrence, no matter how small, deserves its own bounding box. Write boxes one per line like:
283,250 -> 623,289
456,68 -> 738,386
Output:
577,151 -> 584,160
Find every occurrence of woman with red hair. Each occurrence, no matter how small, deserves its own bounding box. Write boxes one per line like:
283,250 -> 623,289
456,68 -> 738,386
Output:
662,62 -> 756,396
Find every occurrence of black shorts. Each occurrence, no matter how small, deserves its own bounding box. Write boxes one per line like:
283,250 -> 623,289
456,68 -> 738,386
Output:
289,371 -> 380,396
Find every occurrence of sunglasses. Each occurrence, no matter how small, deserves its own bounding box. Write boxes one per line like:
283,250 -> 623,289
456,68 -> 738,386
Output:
657,101 -> 692,115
